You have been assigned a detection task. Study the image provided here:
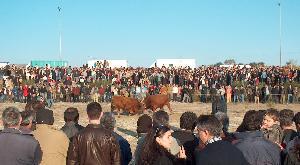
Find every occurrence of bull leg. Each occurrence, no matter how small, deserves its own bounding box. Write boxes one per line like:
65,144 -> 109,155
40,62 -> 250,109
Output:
117,108 -> 120,118
152,105 -> 157,113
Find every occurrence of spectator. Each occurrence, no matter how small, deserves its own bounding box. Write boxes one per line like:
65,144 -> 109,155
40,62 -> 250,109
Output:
135,110 -> 181,164
0,107 -> 42,165
234,111 -> 281,165
172,112 -> 199,165
280,109 -> 297,148
20,110 -> 35,134
136,114 -> 152,138
67,102 -> 120,165
101,112 -> 132,165
33,106 -> 69,165
214,112 -> 235,142
60,107 -> 84,141
261,109 -> 283,145
284,137 -> 300,165
138,125 -> 186,165
195,115 -> 249,165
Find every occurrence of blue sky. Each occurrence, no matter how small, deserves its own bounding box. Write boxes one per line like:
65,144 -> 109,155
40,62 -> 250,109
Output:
0,0 -> 299,67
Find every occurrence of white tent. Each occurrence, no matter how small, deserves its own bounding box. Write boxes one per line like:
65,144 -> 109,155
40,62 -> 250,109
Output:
150,59 -> 196,68
87,60 -> 128,68
0,62 -> 9,68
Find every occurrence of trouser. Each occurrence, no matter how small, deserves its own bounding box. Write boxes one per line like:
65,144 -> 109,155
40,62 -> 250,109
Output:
172,93 -> 177,101
255,96 -> 259,104
233,95 -> 238,103
281,95 -> 286,104
46,99 -> 53,108
288,94 -> 293,103
226,95 -> 231,103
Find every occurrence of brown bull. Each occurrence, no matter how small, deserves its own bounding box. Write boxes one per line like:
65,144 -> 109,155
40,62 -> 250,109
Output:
143,94 -> 172,113
111,96 -> 143,117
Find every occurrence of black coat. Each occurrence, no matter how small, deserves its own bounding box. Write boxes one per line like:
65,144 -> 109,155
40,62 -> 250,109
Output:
61,121 -> 84,141
0,128 -> 42,165
234,131 -> 281,165
172,130 -> 199,165
195,140 -> 249,165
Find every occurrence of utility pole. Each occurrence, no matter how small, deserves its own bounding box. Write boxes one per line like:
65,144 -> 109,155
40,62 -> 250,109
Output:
58,1 -> 62,60
279,1 -> 282,67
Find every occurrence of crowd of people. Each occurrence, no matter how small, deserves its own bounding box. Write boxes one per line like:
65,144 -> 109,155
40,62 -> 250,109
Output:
1,99 -> 300,164
0,64 -> 299,105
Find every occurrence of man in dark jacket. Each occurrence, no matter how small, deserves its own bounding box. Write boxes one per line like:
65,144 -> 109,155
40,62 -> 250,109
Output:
172,112 -> 198,165
61,107 -> 84,141
195,115 -> 249,165
0,107 -> 42,165
67,102 -> 121,165
234,111 -> 281,165
100,112 -> 132,165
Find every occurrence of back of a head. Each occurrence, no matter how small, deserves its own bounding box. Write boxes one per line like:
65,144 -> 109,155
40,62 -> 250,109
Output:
197,115 -> 222,137
21,110 -> 34,126
32,101 -> 45,111
243,111 -> 261,131
236,110 -> 256,132
152,110 -> 169,127
293,112 -> 300,125
64,107 -> 79,123
265,108 -> 280,122
2,107 -> 21,128
100,112 -> 115,131
86,102 -> 102,120
137,114 -> 152,134
279,109 -> 294,127
214,112 -> 229,132
180,111 -> 197,131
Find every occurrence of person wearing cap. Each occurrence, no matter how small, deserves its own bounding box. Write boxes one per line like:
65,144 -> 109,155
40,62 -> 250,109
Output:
33,106 -> 69,165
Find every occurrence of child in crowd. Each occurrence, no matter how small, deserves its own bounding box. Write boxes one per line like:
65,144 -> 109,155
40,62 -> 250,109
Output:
261,109 -> 283,145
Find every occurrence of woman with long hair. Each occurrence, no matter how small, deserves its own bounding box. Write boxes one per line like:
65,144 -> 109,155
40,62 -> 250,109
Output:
138,125 -> 186,165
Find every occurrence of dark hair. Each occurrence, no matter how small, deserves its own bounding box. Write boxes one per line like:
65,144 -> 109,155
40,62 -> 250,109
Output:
214,112 -> 229,132
293,112 -> 300,125
265,108 -> 280,122
137,114 -> 152,134
152,110 -> 169,127
180,112 -> 197,131
197,115 -> 222,137
21,110 -> 35,126
100,112 -> 115,131
86,102 -> 102,120
138,125 -> 172,165
2,107 -> 21,128
280,109 -> 294,127
25,102 -> 34,111
64,107 -> 79,122
242,110 -> 261,131
32,101 -> 45,111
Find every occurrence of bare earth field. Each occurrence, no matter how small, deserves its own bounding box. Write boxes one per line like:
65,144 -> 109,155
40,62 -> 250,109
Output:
1,102 -> 300,152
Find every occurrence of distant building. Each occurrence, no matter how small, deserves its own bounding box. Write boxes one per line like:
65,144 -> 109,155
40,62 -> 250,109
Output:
219,64 -> 251,69
30,60 -> 68,68
0,62 -> 9,68
150,59 -> 196,68
87,60 -> 128,68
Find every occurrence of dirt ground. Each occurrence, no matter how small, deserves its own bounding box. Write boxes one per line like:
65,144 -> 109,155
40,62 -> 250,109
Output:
0,102 -> 300,152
